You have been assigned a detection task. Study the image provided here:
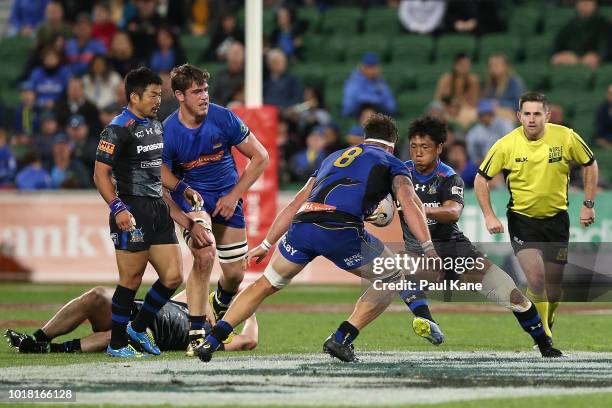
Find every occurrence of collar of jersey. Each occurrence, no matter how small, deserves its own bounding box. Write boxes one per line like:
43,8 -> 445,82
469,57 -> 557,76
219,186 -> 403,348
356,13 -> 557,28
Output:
410,159 -> 441,183
122,107 -> 149,125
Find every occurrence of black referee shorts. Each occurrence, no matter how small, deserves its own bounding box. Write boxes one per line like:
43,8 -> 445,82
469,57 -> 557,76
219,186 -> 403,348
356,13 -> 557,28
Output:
109,195 -> 178,252
507,210 -> 569,265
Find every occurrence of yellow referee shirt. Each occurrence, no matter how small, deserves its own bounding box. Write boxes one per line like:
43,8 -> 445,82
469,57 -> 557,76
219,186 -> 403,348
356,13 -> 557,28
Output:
478,123 -> 595,218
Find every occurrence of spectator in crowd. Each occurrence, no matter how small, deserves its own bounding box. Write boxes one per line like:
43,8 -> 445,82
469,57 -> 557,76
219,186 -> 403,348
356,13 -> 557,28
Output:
65,13 -> 107,76
445,140 -> 477,188
33,111 -> 60,165
150,26 -> 186,74
0,129 -> 17,187
49,133 -> 91,189
15,151 -> 52,191
342,52 -> 396,118
125,0 -> 167,62
28,47 -> 71,109
290,126 -> 328,181
398,0 -> 446,35
286,85 -> 332,138
346,104 -> 377,145
210,41 -> 245,107
36,1 -> 72,49
435,53 -> 479,130
465,99 -> 514,165
269,7 -> 305,60
65,114 -> 97,175
14,81 -> 40,136
157,72 -> 179,122
263,49 -> 303,110
108,31 -> 138,78
549,104 -> 571,128
98,103 -> 120,128
204,13 -> 244,62
91,2 -> 118,50
443,0 -> 504,35
482,53 -> 524,122
82,55 -> 122,111
551,0 -> 610,70
595,83 -> 612,149
54,76 -> 101,134
10,0 -> 50,37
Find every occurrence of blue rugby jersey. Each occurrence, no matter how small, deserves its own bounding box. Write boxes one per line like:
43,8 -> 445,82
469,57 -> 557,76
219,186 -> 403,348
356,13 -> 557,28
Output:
162,103 -> 250,196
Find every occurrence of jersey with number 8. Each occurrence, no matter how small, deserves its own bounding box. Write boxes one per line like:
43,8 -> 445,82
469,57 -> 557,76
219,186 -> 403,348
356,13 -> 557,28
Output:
305,144 -> 409,220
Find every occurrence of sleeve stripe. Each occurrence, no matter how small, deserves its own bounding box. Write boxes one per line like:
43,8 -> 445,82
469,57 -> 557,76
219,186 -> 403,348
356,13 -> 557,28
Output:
477,169 -> 493,180
582,156 -> 596,167
480,151 -> 496,176
575,137 -> 594,159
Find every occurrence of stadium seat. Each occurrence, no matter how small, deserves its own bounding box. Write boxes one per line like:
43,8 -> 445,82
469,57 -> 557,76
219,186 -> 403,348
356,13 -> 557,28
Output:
323,64 -> 354,89
320,7 -> 362,35
414,65 -> 448,92
0,36 -> 33,62
1,85 -> 21,109
507,5 -> 542,37
390,35 -> 434,65
549,65 -> 594,91
342,35 -> 389,64
594,148 -> 612,184
199,63 -> 225,80
382,64 -> 416,93
545,89 -> 578,117
396,89 -> 434,121
541,7 -> 574,35
523,34 -> 555,62
302,34 -> 344,63
363,7 -> 401,36
594,65 -> 612,89
479,34 -> 522,63
291,63 -> 325,89
325,85 -> 344,118
180,34 -> 210,64
572,92 -> 604,119
298,6 -> 321,33
435,34 -> 477,63
514,63 -> 550,91
571,115 -> 595,144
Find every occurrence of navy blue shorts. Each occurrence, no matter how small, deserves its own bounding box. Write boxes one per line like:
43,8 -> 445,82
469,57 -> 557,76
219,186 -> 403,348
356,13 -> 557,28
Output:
174,189 -> 245,229
278,222 -> 384,270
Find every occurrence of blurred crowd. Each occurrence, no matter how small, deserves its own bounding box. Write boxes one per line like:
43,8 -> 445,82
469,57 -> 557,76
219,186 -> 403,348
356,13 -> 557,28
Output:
0,0 -> 610,191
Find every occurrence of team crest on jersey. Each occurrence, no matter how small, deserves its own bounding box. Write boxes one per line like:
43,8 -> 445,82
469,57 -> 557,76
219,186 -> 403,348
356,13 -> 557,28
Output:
451,186 -> 464,197
154,122 -> 163,136
428,180 -> 439,194
130,228 -> 145,243
110,233 -> 118,245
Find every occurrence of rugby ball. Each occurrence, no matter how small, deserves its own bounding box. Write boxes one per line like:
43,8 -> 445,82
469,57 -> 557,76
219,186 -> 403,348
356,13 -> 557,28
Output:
366,194 -> 395,227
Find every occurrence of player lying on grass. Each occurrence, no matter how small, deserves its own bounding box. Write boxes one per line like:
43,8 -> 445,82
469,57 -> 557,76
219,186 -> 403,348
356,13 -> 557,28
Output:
389,116 -> 562,358
196,113 -> 439,363
4,287 -> 258,354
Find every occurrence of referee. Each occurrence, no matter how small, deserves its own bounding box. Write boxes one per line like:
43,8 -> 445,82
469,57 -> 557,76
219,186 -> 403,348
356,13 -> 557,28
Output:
475,92 -> 598,345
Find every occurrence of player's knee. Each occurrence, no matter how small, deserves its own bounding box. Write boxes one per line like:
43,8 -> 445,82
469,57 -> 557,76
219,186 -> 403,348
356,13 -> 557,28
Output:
193,247 -> 215,273
162,271 -> 183,289
84,286 -> 110,309
263,264 -> 291,290
509,289 -> 531,313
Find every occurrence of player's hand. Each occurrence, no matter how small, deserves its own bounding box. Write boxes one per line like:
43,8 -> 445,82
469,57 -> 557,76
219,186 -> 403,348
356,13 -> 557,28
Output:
213,192 -> 240,220
485,215 -> 504,234
247,245 -> 269,265
184,188 -> 204,211
116,210 -> 136,232
188,221 -> 214,248
579,206 -> 595,228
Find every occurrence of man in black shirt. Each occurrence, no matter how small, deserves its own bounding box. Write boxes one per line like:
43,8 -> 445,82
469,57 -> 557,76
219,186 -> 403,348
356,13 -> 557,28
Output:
398,116 -> 563,358
93,67 -> 212,358
5,287 -> 258,354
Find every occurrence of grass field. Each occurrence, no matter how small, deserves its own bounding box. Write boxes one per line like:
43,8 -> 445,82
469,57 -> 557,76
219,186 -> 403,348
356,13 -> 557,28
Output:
1,283 -> 612,407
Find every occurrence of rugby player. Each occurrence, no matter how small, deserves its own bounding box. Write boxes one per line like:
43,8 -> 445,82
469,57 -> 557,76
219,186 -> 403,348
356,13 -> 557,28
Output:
161,64 -> 269,356
5,288 -> 258,354
398,116 -> 563,357
93,67 -> 213,358
197,113 -> 438,363
475,92 -> 598,344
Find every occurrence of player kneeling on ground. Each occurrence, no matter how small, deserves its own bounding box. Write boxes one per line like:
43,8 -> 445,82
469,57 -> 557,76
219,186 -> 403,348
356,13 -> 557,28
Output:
196,113 -> 439,363
5,287 -> 258,354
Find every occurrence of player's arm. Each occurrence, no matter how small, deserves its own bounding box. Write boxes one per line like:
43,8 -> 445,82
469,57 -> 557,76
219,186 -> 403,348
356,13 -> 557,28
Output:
475,142 -> 506,234
93,127 -> 134,232
214,133 -> 270,219
247,177 -> 315,264
393,174 -> 437,258
160,164 -> 204,211
426,175 -> 464,223
162,189 -> 213,247
569,130 -> 598,228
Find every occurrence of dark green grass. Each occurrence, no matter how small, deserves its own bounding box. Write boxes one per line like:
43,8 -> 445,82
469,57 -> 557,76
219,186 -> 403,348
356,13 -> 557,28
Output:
1,283 -> 611,368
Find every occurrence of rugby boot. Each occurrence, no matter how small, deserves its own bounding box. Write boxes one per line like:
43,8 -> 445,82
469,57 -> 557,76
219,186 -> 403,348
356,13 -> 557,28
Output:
209,291 -> 229,322
186,337 -> 205,357
412,317 -> 445,346
17,337 -> 50,353
186,321 -> 212,357
127,323 -> 160,355
106,344 -> 147,358
196,339 -> 218,362
537,336 -> 564,358
323,334 -> 360,363
4,329 -> 34,349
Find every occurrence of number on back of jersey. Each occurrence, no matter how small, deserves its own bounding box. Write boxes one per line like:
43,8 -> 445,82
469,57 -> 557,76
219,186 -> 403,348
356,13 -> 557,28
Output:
365,194 -> 395,227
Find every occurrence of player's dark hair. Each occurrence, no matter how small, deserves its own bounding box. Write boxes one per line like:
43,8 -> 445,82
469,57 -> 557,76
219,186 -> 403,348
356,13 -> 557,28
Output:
407,116 -> 448,145
363,113 -> 398,144
124,67 -> 162,101
519,91 -> 549,111
170,64 -> 210,93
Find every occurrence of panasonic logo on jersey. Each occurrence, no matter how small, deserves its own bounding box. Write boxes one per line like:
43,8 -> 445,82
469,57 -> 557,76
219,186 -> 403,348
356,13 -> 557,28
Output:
137,142 -> 163,154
